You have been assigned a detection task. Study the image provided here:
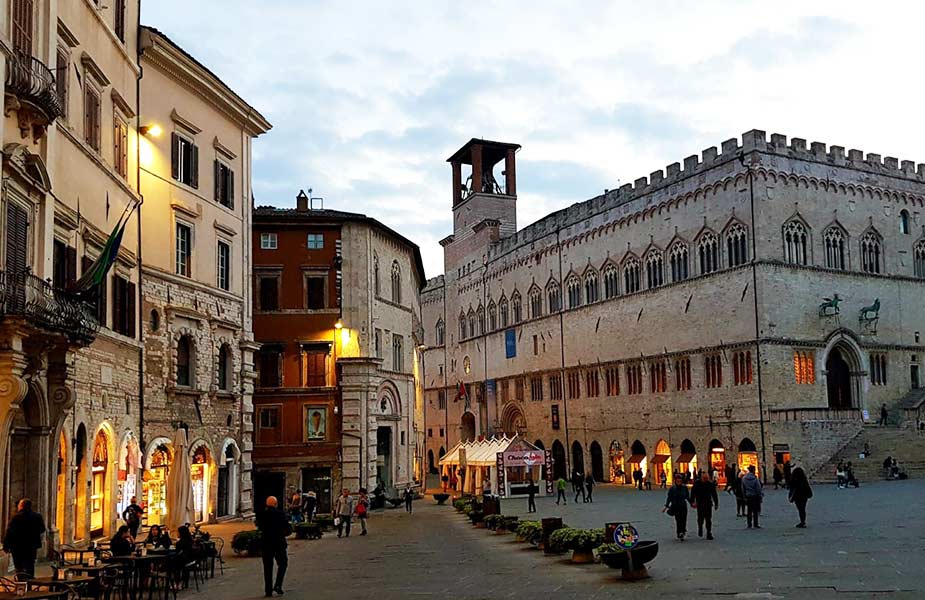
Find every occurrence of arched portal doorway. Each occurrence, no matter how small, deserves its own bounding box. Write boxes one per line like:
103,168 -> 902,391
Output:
589,441 -> 605,482
551,440 -> 567,480
629,440 -> 647,483
826,348 -> 853,408
653,440 -> 672,485
609,441 -> 628,484
56,432 -> 67,543
144,440 -> 173,527
708,439 -> 727,485
217,439 -> 240,518
439,446 -> 446,459
5,386 -> 47,529
571,441 -> 585,475
677,439 -> 697,481
190,443 -> 213,523
427,449 -> 436,474
460,412 -> 476,443
74,424 -> 88,540
500,403 -> 526,436
90,429 -> 111,537
738,437 -> 759,476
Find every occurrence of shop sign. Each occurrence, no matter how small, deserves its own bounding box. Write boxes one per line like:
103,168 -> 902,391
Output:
605,522 -> 639,550
544,450 -> 554,494
503,450 -> 545,467
496,452 -> 506,497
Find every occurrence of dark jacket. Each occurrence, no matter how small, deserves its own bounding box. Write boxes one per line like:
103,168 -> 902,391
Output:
788,478 -> 813,503
122,503 -> 143,525
256,507 -> 291,549
2,509 -> 45,553
741,473 -> 763,498
690,479 -> 719,510
110,534 -> 134,556
665,485 -> 690,512
144,532 -> 171,549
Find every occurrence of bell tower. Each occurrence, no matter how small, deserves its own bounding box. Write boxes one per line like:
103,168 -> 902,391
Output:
447,138 -> 520,243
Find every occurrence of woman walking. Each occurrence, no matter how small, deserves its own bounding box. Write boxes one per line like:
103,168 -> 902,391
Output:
662,478 -> 690,541
788,467 -> 813,528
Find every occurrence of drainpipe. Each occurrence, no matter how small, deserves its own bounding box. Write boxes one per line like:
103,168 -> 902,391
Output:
556,223 -> 570,475
135,11 -> 145,452
743,155 -> 769,482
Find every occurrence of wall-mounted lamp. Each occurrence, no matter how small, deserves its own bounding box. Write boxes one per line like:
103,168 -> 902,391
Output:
334,318 -> 344,330
139,124 -> 163,137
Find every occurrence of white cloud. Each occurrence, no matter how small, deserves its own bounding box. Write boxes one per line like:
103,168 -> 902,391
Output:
143,1 -> 925,280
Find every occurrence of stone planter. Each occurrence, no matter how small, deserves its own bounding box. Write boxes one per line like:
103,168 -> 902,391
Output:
598,541 -> 659,581
571,549 -> 595,564
433,493 -> 450,505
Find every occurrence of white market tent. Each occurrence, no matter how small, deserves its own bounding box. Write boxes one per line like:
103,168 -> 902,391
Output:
439,435 -> 546,497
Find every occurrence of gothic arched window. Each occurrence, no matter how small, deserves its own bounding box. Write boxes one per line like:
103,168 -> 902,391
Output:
546,281 -> 561,312
914,240 -> 925,278
726,222 -> 748,267
783,220 -> 809,265
584,270 -> 599,303
511,292 -> 522,323
529,287 -> 542,319
698,232 -> 719,274
860,231 -> 882,274
669,243 -> 689,282
623,258 -> 640,294
824,226 -> 847,270
645,251 -> 663,289
390,260 -> 401,303
566,276 -> 581,309
603,264 -> 619,298
499,297 -> 509,328
435,319 -> 445,345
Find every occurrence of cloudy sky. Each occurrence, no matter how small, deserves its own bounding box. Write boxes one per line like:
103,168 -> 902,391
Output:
143,1 -> 923,278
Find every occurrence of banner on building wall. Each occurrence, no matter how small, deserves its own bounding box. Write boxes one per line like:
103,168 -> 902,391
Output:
496,452 -> 505,497
486,379 -> 496,434
505,330 -> 516,358
544,450 -> 554,494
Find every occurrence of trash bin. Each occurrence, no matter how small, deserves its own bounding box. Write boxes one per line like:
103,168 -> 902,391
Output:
541,517 -> 564,554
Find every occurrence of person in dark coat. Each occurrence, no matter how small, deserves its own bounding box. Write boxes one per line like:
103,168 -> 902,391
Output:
109,525 -> 135,556
144,525 -> 171,550
573,472 -> 585,503
663,479 -> 690,541
121,496 -> 144,538
783,461 -> 792,489
724,464 -> 736,494
2,499 -> 46,578
788,467 -> 813,528
256,496 -> 291,597
772,465 -> 783,490
526,478 -> 538,513
733,471 -> 746,517
584,473 -> 595,503
633,468 -> 643,491
741,465 -> 764,529
690,472 -> 719,540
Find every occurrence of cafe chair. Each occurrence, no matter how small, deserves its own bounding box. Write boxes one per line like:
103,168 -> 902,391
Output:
211,537 -> 226,575
0,577 -> 16,592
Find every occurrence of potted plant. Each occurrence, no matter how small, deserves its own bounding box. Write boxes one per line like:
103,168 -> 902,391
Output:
549,528 -> 604,563
453,498 -> 469,512
597,541 -> 660,580
468,510 -> 485,527
231,530 -> 262,556
483,514 -> 503,531
313,515 -> 335,530
503,516 -> 521,533
293,522 -> 323,540
433,493 -> 451,505
515,521 -> 542,546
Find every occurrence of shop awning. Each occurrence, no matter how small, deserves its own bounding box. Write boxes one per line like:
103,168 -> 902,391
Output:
628,454 -> 645,464
438,435 -> 540,468
650,454 -> 670,465
677,453 -> 695,463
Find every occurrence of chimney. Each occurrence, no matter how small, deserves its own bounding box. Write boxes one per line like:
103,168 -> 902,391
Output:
296,190 -> 309,211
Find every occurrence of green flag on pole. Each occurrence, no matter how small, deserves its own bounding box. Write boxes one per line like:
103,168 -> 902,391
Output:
72,195 -> 135,294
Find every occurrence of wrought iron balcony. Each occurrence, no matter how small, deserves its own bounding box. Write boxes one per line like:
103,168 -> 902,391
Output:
4,50 -> 63,138
0,270 -> 99,346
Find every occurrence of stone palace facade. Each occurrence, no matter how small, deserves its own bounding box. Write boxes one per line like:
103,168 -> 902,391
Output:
422,132 -> 925,486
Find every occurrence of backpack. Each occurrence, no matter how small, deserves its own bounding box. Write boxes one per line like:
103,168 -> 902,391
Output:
356,500 -> 368,517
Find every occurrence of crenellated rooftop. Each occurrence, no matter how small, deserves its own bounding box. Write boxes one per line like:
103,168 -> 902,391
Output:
483,129 -> 925,263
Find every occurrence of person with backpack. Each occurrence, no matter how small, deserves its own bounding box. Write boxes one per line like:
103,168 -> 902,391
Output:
788,467 -> 813,528
741,465 -> 763,529
121,496 -> 144,538
356,488 -> 370,535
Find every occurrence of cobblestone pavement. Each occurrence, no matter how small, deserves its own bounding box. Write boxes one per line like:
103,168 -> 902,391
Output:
202,480 -> 924,600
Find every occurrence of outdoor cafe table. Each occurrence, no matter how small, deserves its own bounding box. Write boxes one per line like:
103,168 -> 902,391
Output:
29,575 -> 97,599
106,554 -> 169,600
0,591 -> 67,600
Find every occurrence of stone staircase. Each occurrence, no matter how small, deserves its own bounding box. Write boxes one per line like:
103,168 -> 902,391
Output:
813,423 -> 925,483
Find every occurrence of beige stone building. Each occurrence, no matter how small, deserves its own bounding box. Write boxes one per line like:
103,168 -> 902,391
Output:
0,2 -> 269,560
137,27 -> 271,522
1,0 -> 143,549
423,133 -> 925,486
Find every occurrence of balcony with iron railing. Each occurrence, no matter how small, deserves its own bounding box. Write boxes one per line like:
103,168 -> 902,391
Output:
0,270 -> 99,346
4,49 -> 63,138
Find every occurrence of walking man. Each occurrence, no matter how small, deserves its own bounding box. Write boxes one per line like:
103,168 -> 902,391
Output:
879,403 -> 888,426
403,485 -> 414,513
2,498 -> 45,579
584,473 -> 595,503
555,476 -> 567,505
663,479 -> 690,541
526,477 -> 538,513
335,489 -> 355,537
356,488 -> 370,536
788,467 -> 813,528
572,472 -> 585,503
741,465 -> 763,529
256,496 -> 290,597
690,472 -> 719,540
121,496 -> 144,539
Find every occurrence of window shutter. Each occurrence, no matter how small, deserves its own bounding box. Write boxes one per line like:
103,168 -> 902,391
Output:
170,132 -> 179,180
112,276 -> 124,335
126,280 -> 136,338
190,143 -> 199,189
228,168 -> 235,209
66,245 -> 77,287
214,160 -> 220,202
5,203 -> 29,274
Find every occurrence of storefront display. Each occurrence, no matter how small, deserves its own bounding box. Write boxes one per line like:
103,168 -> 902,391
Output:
144,445 -> 171,526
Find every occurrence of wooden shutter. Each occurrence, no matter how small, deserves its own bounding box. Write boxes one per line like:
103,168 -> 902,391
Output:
190,143 -> 199,188
305,351 -> 326,387
114,0 -> 126,42
66,245 -> 77,287
12,0 -> 34,54
170,132 -> 179,180
214,160 -> 220,202
5,203 -> 29,274
56,49 -> 69,119
111,276 -> 124,335
228,168 -> 234,209
126,280 -> 136,338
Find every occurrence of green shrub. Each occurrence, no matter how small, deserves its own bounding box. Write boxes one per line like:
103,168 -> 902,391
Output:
314,515 -> 335,530
231,530 -> 262,556
468,510 -> 485,524
549,528 -> 605,553
453,498 -> 469,511
596,543 -> 624,555
515,520 -> 542,543
483,514 -> 503,529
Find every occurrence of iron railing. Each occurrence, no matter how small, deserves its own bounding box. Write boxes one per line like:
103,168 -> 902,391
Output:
767,407 -> 862,423
4,49 -> 63,121
0,270 -> 99,345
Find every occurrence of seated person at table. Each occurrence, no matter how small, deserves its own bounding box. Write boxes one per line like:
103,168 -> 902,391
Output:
110,525 -> 135,556
144,525 -> 171,550
174,526 -> 195,556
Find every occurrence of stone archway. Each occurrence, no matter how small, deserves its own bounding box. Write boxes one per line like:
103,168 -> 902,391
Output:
460,412 -> 476,443
499,403 -> 526,436
551,440 -> 567,480
822,331 -> 867,411
4,384 -> 49,528
571,441 -> 584,475
589,441 -> 605,482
